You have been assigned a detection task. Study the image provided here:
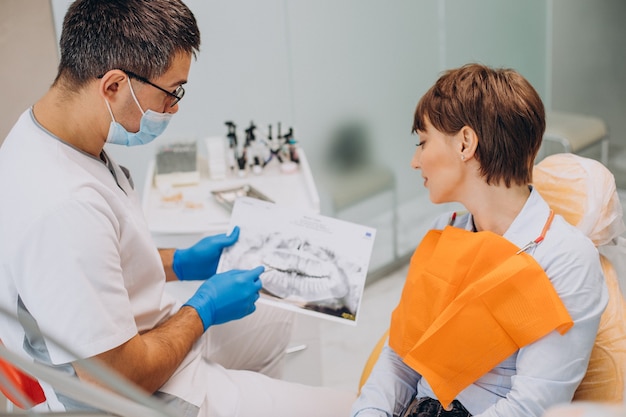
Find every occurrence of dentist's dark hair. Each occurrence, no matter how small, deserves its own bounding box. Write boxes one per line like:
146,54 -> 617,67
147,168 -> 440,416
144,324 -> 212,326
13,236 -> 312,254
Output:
54,0 -> 200,89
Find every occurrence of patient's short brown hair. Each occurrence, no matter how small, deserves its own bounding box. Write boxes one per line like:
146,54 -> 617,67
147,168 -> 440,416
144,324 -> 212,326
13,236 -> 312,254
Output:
413,63 -> 545,187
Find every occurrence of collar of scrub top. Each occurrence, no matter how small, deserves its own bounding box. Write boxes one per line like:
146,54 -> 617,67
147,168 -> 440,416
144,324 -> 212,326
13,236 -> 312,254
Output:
446,209 -> 556,255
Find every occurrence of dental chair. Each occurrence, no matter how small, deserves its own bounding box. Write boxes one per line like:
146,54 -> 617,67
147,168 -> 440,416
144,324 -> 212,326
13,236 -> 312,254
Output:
358,153 -> 626,407
0,337 -> 177,416
0,341 -> 45,410
533,153 -> 626,403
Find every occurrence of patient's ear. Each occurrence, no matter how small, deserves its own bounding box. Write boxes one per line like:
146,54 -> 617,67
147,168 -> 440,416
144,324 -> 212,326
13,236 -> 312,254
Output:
459,126 -> 478,160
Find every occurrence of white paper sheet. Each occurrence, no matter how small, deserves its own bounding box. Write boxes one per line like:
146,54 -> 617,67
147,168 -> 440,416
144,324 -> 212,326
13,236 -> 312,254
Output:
217,197 -> 377,325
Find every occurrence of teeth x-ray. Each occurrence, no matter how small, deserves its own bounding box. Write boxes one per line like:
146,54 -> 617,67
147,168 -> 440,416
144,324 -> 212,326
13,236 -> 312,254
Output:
218,197 -> 376,323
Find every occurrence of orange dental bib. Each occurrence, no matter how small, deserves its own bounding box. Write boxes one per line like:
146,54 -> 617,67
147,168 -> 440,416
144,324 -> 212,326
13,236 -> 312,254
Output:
389,226 -> 573,408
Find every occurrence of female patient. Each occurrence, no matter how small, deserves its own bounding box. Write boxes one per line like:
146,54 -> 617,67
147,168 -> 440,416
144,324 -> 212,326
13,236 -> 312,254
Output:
351,63 -> 607,417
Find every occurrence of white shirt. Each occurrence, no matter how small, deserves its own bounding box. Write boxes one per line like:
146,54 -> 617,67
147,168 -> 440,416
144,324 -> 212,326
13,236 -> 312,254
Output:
352,188 -> 608,417
0,109 -> 205,410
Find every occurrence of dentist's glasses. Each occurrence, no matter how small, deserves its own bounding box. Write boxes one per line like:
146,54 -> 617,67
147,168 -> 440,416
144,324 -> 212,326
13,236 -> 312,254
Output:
122,70 -> 185,108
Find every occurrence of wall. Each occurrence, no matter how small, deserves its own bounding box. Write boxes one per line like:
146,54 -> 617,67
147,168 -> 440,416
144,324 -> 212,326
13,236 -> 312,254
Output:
9,0 -> 625,257
47,0 -> 548,261
550,0 -> 626,187
87,0 -> 548,207
0,0 -> 58,144
0,1 -> 58,409
8,1 -> 626,201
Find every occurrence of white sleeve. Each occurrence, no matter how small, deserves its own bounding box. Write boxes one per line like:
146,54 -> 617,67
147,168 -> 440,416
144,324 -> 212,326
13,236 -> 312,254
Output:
351,343 -> 421,417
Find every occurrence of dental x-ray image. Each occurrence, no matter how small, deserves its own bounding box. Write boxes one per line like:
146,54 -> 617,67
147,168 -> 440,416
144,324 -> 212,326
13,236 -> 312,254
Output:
217,197 -> 376,324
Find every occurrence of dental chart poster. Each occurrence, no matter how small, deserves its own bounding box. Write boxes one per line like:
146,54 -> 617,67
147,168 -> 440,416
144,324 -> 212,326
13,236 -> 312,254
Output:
217,197 -> 376,325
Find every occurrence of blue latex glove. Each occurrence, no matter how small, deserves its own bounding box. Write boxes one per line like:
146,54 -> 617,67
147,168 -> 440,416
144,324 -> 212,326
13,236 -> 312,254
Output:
183,266 -> 264,331
172,226 -> 240,281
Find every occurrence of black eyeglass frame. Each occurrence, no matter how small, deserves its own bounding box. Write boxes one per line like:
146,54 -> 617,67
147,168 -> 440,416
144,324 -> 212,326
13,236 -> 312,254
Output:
97,69 -> 185,108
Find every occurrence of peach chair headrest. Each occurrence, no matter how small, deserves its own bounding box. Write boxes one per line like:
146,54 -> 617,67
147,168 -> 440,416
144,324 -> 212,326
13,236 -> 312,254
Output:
533,153 -> 625,246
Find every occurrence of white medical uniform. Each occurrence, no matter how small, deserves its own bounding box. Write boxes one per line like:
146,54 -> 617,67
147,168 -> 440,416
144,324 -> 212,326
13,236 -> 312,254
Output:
0,109 -> 354,417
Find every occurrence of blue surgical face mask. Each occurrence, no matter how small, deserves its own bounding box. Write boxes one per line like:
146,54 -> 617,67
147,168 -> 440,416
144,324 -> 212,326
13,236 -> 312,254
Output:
105,80 -> 173,146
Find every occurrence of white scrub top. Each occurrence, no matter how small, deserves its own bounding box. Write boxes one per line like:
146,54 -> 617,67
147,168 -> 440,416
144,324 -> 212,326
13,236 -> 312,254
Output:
0,109 -> 205,409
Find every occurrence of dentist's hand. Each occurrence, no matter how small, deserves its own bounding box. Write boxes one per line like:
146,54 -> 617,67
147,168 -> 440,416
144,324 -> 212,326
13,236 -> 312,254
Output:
173,226 -> 240,281
183,266 -> 264,331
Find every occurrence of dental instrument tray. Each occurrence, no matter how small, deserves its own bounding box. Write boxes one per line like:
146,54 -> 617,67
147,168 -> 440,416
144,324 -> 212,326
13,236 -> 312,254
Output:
211,184 -> 274,211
